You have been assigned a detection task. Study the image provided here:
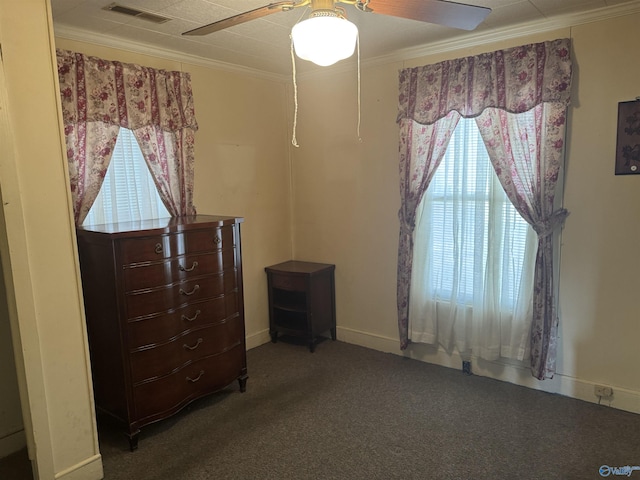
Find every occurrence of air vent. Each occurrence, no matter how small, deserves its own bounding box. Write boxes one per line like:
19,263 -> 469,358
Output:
103,3 -> 171,24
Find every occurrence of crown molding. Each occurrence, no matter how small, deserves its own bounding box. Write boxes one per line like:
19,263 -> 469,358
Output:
365,0 -> 640,70
53,25 -> 290,83
297,0 -> 640,79
54,0 -> 640,82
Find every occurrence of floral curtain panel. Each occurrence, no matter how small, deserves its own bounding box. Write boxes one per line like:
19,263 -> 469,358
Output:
396,38 -> 572,379
475,104 -> 569,379
397,39 -> 571,124
56,49 -> 198,224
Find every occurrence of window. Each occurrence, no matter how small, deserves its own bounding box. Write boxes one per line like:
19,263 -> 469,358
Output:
83,128 -> 170,225
409,116 -> 537,359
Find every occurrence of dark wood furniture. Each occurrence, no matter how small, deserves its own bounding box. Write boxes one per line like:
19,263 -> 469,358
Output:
76,215 -> 247,451
265,260 -> 336,352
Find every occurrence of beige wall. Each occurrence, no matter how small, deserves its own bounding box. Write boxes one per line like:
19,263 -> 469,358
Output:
188,64 -> 293,342
560,13 -> 640,396
0,1 -> 102,478
292,18 -> 640,412
55,38 -> 294,350
3,6 -> 639,478
290,60 -> 402,342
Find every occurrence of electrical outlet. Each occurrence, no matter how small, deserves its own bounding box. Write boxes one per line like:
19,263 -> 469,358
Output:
594,385 -> 613,397
462,360 -> 472,375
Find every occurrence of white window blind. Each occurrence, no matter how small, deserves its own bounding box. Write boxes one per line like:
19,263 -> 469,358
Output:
409,115 -> 539,359
423,117 -> 533,308
83,128 -> 170,226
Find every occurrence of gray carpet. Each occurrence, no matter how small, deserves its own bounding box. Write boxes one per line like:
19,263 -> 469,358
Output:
3,339 -> 640,479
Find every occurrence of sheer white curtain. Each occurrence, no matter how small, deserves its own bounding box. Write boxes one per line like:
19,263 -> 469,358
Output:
83,128 -> 170,225
409,117 -> 537,361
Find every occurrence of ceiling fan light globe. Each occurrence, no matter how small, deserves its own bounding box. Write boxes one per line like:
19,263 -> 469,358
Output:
291,16 -> 358,67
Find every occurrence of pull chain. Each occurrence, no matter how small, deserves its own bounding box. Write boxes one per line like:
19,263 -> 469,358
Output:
290,35 -> 300,148
356,31 -> 362,143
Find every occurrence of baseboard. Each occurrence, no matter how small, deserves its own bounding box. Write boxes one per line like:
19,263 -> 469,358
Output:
0,429 -> 26,459
54,454 -> 103,480
337,326 -> 640,415
246,329 -> 271,350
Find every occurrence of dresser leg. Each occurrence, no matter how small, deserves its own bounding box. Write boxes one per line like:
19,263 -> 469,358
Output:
330,327 -> 337,341
238,374 -> 248,393
127,430 -> 140,452
270,331 -> 278,343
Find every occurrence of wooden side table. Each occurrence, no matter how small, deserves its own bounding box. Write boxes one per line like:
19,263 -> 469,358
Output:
265,260 -> 336,352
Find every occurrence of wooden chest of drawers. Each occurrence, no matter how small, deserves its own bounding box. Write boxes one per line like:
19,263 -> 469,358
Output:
76,215 -> 247,450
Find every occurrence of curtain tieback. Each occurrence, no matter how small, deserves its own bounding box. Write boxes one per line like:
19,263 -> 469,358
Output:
398,209 -> 415,237
533,208 -> 569,238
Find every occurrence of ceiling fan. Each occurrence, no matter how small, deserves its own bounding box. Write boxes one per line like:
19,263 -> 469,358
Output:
182,0 -> 491,145
183,0 -> 491,36
183,0 -> 491,66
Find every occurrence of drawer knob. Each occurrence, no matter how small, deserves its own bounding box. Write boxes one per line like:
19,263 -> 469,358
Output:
181,310 -> 201,322
186,370 -> 204,383
183,338 -> 203,351
213,235 -> 221,245
179,261 -> 199,272
154,243 -> 163,254
179,285 -> 200,296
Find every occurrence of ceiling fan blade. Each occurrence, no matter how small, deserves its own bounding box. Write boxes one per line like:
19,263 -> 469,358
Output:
183,1 -> 301,36
357,0 -> 491,31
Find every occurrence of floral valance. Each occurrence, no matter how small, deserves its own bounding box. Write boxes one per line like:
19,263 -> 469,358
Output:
398,38 -> 572,125
56,49 -> 198,132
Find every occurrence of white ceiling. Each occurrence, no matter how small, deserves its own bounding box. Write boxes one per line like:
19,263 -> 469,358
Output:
50,0 -> 635,76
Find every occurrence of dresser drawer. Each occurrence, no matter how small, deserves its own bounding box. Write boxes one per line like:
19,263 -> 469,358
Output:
133,344 -> 245,421
183,227 -> 234,256
119,226 -> 234,265
125,273 -> 237,319
122,249 -> 235,292
130,316 -> 244,384
127,293 -> 239,348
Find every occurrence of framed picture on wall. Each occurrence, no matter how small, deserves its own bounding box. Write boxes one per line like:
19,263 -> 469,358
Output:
615,99 -> 640,175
